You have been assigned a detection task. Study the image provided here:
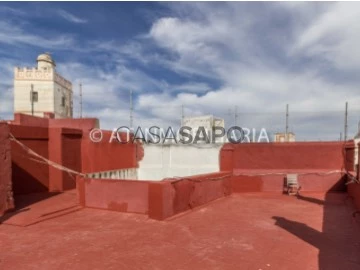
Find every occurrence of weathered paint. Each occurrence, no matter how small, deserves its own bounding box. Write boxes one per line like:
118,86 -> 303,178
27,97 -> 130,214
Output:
77,176 -> 149,214
0,123 -> 14,215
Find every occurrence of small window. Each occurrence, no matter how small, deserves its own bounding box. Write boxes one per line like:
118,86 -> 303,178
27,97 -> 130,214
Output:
61,96 -> 66,107
30,91 -> 38,102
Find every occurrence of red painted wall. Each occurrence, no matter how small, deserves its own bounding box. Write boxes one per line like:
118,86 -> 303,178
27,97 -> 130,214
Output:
12,113 -> 48,128
344,141 -> 355,172
49,118 -> 99,131
81,130 -> 141,173
347,143 -> 360,211
77,177 -> 149,214
231,171 -> 346,193
0,123 -> 14,215
11,113 -> 99,132
76,172 -> 231,220
220,142 -> 349,193
220,142 -> 346,171
148,172 -> 232,220
348,183 -> 360,210
48,128 -> 82,192
10,125 -> 50,194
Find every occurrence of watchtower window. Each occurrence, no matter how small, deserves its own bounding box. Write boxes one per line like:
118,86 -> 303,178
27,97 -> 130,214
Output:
61,96 -> 66,107
30,91 -> 38,102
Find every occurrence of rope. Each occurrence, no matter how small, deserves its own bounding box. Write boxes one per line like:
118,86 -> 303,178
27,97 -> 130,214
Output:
9,133 -> 85,178
8,132 -> 360,185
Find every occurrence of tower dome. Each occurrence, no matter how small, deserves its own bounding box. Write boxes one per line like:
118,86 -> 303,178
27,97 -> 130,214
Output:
37,53 -> 56,69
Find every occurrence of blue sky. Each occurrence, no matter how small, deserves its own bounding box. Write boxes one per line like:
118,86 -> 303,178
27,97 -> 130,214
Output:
1,2 -> 360,140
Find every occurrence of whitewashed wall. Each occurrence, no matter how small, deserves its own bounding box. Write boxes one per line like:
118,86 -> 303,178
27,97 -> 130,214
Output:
137,143 -> 223,181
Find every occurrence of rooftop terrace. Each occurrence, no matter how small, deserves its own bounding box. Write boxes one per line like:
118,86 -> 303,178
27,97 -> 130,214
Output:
1,192 -> 359,269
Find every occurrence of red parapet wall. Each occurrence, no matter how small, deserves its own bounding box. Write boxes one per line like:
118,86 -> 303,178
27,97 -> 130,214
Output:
148,172 -> 232,220
76,171 -> 232,220
11,113 -> 99,132
0,123 -> 14,215
49,118 -> 99,131
220,142 -> 347,171
12,113 -> 49,128
77,177 -> 149,214
231,170 -> 346,193
81,130 -> 142,173
220,142 -> 349,194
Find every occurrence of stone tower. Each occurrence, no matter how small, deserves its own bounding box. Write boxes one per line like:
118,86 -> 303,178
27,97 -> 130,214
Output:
13,53 -> 73,118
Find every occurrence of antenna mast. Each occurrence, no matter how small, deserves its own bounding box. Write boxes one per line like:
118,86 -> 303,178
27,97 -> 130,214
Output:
130,89 -> 133,129
79,82 -> 83,118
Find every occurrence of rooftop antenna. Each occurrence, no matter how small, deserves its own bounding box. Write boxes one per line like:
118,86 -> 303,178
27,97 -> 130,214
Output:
79,82 -> 83,118
285,104 -> 289,142
234,105 -> 238,126
344,101 -> 348,141
226,106 -> 240,127
181,104 -> 184,126
130,89 -> 133,129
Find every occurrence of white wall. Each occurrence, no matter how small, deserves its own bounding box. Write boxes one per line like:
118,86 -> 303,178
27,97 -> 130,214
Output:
14,79 -> 55,117
137,143 -> 223,181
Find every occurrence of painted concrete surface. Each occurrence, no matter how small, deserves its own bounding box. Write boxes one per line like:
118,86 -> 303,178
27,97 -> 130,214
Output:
0,193 -> 359,269
221,142 -> 346,171
138,144 -> 222,180
0,123 -> 13,215
0,190 -> 80,226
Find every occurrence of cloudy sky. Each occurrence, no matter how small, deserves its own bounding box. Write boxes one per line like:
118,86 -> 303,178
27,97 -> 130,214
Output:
1,2 -> 360,140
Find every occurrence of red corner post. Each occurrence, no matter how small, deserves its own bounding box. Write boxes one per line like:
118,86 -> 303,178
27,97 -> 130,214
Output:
48,128 -> 82,192
0,123 -> 14,215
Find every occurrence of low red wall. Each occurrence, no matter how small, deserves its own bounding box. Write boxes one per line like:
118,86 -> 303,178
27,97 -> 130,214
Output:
12,113 -> 48,128
11,113 -> 99,132
81,131 -> 142,173
0,123 -> 14,215
148,172 -> 232,220
76,172 -> 231,220
77,177 -> 149,214
231,170 -> 346,193
220,142 -> 346,171
49,118 -> 99,131
220,142 -> 349,194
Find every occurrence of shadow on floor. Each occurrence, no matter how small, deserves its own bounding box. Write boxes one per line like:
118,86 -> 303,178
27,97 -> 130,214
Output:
295,194 -> 325,205
0,192 -> 60,224
273,193 -> 360,269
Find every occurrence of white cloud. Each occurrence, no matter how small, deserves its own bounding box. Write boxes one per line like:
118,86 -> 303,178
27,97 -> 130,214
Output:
58,10 -> 87,24
0,21 -> 74,48
290,2 -> 360,71
2,2 -> 360,140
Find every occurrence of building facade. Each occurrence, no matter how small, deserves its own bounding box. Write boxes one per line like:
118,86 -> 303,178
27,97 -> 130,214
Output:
274,132 -> 296,142
182,115 -> 225,143
14,53 -> 73,118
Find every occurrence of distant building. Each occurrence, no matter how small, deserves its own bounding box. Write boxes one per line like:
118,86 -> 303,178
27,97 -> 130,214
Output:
182,115 -> 225,143
274,132 -> 295,142
14,53 -> 73,118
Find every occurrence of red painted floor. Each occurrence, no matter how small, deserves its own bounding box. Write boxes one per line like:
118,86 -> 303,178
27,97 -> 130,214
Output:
0,193 -> 359,270
0,190 -> 80,226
